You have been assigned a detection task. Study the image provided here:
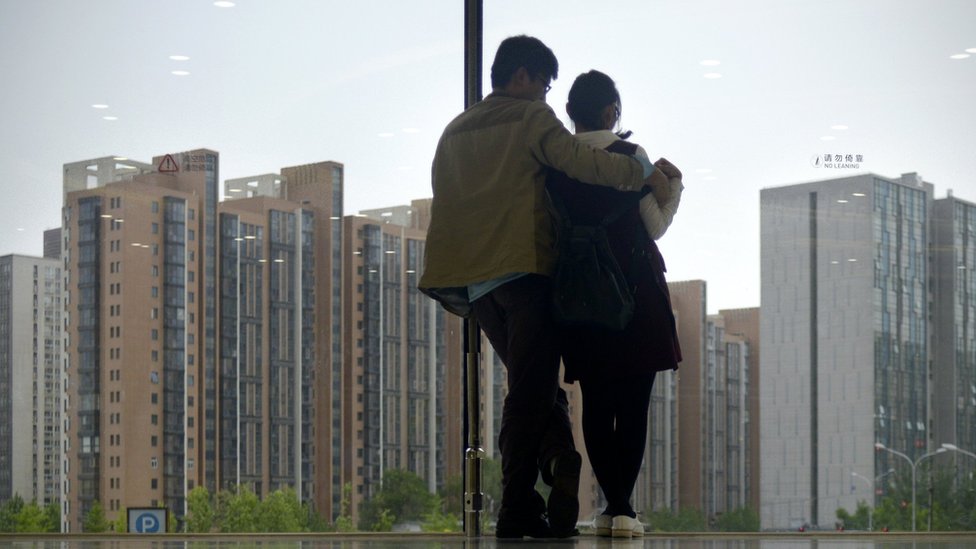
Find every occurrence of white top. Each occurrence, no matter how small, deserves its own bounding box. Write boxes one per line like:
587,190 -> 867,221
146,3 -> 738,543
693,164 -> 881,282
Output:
574,130 -> 683,240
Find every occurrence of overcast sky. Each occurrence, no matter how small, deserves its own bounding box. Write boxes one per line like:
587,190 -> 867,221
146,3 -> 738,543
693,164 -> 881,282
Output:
1,0 -> 974,312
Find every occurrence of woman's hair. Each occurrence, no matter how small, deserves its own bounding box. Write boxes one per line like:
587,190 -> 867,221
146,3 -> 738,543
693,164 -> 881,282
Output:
566,70 -> 631,139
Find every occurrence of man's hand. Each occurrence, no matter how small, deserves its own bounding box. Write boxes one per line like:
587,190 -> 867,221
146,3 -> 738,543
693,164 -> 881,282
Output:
650,158 -> 681,204
644,165 -> 669,204
654,157 -> 682,180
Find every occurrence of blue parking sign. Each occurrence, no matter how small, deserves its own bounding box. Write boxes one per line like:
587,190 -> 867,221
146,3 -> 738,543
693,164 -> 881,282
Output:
127,507 -> 167,534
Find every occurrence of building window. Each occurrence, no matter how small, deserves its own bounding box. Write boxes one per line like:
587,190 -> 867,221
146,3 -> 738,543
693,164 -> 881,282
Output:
151,286 -> 158,298
151,393 -> 158,404
151,436 -> 157,447
150,458 -> 158,469
151,478 -> 158,489
152,223 -> 159,234
151,414 -> 158,425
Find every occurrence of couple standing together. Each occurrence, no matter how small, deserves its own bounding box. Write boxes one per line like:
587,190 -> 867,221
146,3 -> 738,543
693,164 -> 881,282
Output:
420,35 -> 683,539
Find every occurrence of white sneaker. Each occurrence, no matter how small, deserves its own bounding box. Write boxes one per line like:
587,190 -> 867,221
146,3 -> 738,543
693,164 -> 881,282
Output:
593,514 -> 612,537
611,515 -> 644,538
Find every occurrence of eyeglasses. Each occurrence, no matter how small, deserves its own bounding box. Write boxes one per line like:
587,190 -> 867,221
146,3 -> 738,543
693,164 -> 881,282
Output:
536,74 -> 552,94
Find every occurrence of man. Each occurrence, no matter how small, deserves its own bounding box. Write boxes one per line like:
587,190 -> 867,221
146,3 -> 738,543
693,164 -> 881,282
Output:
420,35 -> 666,539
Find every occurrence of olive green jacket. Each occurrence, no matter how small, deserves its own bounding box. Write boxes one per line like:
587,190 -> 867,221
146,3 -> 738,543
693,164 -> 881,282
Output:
420,93 -> 646,316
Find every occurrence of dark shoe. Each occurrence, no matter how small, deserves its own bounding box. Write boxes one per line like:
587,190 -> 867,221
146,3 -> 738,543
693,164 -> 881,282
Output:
546,450 -> 581,537
495,509 -> 553,539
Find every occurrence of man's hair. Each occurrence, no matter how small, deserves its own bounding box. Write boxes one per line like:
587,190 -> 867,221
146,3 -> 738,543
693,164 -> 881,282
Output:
490,35 -> 558,89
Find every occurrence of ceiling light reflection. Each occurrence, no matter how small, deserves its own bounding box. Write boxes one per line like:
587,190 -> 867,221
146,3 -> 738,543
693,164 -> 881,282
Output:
213,1 -> 235,7
169,55 -> 190,61
171,70 -> 190,76
967,48 -> 976,53
950,54 -> 970,60
92,104 -> 109,109
103,116 -> 118,121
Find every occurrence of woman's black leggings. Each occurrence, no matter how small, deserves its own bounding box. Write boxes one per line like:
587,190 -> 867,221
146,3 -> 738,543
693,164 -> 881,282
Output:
579,370 -> 657,518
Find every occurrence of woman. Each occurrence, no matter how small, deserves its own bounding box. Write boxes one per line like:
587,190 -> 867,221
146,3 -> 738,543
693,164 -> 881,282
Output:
547,70 -> 683,539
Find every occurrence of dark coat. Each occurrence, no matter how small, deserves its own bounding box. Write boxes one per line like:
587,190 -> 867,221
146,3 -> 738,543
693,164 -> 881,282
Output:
546,139 -> 682,382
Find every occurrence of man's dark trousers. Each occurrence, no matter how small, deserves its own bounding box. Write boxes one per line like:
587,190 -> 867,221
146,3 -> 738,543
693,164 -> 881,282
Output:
471,274 -> 575,517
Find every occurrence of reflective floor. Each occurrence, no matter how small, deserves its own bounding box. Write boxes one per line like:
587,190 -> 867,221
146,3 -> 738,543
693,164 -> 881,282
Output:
2,534 -> 976,549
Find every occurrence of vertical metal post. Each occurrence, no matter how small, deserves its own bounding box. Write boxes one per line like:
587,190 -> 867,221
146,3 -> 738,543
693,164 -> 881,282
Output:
463,318 -> 484,537
462,0 -> 483,538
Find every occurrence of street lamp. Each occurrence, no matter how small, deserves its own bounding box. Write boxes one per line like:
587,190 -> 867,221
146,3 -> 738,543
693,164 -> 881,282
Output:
874,443 -> 946,532
941,443 -> 976,461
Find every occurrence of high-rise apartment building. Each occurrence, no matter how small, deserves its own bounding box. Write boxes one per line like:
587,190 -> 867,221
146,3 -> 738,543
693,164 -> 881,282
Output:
932,193 -> 976,458
60,151 -> 470,530
217,161 -> 344,518
704,314 -> 751,517
662,281 -> 756,520
341,211 -> 460,522
44,229 -> 62,260
759,173 -> 933,529
718,307 -> 760,513
668,280 -> 707,513
0,255 -> 62,507
62,150 -> 219,531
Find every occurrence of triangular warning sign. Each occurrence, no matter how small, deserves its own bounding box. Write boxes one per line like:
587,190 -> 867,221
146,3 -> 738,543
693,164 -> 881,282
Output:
158,154 -> 179,173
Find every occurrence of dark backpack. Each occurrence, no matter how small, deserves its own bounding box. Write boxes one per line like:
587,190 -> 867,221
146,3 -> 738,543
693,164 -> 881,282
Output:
548,189 -> 643,331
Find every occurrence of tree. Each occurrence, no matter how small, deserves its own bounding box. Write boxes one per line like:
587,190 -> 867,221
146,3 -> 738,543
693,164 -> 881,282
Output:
0,495 -> 25,532
112,506 -> 127,533
873,497 -> 912,531
13,501 -> 49,532
359,469 -> 438,530
213,487 -> 234,532
334,483 -> 356,532
836,500 -> 871,530
421,495 -> 461,533
644,507 -> 706,532
83,500 -> 109,533
186,486 -> 215,533
439,475 -> 463,516
713,507 -> 760,532
43,502 -> 60,533
220,484 -> 259,533
255,487 -> 305,532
